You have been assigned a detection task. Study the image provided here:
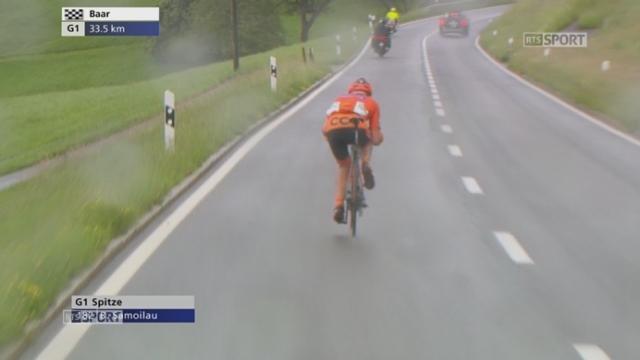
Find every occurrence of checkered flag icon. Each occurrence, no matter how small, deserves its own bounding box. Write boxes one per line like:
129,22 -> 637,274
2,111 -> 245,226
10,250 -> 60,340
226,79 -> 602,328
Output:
64,9 -> 83,20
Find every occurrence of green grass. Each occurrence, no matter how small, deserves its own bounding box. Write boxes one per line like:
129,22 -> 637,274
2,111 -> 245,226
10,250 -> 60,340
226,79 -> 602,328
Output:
0,43 -> 167,98
0,32 -> 362,349
480,0 -> 640,134
0,55 -> 237,175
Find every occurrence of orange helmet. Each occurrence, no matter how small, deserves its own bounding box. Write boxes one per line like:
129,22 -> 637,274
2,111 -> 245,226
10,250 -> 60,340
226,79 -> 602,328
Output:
348,77 -> 373,96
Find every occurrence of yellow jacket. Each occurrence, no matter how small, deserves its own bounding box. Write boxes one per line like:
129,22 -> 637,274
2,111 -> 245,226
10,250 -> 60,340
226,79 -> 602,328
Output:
386,10 -> 400,21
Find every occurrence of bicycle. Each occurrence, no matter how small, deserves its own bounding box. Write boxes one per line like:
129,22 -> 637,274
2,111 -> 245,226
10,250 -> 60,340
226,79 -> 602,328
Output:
342,118 -> 367,237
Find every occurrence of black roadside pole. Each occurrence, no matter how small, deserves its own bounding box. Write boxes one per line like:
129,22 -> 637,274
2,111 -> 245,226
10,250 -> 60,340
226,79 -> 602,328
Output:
230,0 -> 239,71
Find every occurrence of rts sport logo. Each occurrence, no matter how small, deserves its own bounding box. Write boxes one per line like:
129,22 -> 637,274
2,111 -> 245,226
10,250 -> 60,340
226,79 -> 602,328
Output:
523,32 -> 588,48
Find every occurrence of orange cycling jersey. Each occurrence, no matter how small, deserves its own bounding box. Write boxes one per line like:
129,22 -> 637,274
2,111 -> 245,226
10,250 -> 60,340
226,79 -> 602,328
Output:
322,94 -> 380,135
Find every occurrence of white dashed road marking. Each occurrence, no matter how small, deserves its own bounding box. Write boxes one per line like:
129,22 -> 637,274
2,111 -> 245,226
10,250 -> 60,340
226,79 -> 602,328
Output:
493,231 -> 534,264
423,33 -> 447,118
462,176 -> 483,194
573,344 -> 611,360
448,145 -> 463,157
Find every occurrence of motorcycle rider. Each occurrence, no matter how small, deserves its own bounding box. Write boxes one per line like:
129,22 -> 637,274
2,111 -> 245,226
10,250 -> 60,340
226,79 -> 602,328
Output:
385,7 -> 400,31
373,19 -> 392,50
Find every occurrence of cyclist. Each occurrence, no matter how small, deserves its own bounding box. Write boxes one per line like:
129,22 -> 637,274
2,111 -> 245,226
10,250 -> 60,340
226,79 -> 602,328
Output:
322,78 -> 384,223
385,7 -> 400,31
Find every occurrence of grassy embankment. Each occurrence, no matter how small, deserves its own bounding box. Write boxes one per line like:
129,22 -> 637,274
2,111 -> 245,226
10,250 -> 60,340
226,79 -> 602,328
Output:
480,0 -> 640,134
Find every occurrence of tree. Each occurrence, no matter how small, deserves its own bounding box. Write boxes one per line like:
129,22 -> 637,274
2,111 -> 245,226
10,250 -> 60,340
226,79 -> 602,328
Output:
281,0 -> 334,42
154,0 -> 284,66
230,0 -> 239,70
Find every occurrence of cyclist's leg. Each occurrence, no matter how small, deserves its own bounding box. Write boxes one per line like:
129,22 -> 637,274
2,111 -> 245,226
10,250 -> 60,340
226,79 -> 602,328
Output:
357,130 -> 375,189
335,157 -> 351,207
326,129 -> 352,210
361,142 -> 373,167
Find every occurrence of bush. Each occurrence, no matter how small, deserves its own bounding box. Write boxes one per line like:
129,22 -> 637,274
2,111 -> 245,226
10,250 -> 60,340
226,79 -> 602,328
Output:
577,10 -> 603,29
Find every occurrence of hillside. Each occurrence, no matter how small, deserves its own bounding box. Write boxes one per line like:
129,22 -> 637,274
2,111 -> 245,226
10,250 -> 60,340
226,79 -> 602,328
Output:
480,0 -> 640,134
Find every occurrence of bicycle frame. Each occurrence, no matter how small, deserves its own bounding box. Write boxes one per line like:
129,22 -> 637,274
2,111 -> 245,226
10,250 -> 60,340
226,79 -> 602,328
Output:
344,118 -> 366,237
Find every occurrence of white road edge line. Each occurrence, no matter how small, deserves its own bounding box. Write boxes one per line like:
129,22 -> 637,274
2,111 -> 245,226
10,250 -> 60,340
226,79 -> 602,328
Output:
493,231 -> 534,265
35,30 -> 375,360
448,145 -> 463,157
441,124 -> 453,133
432,94 -> 440,100
434,101 -> 443,108
462,176 -> 483,194
475,35 -> 640,148
436,108 -> 446,117
573,344 -> 611,360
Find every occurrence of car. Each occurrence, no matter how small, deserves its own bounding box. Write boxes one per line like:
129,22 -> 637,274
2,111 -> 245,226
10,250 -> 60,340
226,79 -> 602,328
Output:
439,11 -> 469,36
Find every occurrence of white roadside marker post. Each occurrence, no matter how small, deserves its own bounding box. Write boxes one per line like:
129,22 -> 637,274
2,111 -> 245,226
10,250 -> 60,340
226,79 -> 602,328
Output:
308,47 -> 315,63
164,90 -> 175,152
508,36 -> 514,46
544,48 -> 551,57
601,60 -> 611,72
336,34 -> 342,57
492,29 -> 498,36
368,14 -> 375,32
270,56 -> 277,92
352,26 -> 358,42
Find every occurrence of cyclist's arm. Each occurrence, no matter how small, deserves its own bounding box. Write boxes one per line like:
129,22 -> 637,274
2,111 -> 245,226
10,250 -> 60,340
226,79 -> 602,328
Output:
367,99 -> 383,145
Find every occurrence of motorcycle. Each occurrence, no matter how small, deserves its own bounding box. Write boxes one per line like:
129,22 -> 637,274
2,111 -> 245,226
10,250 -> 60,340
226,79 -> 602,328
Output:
371,35 -> 389,57
371,34 -> 389,57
